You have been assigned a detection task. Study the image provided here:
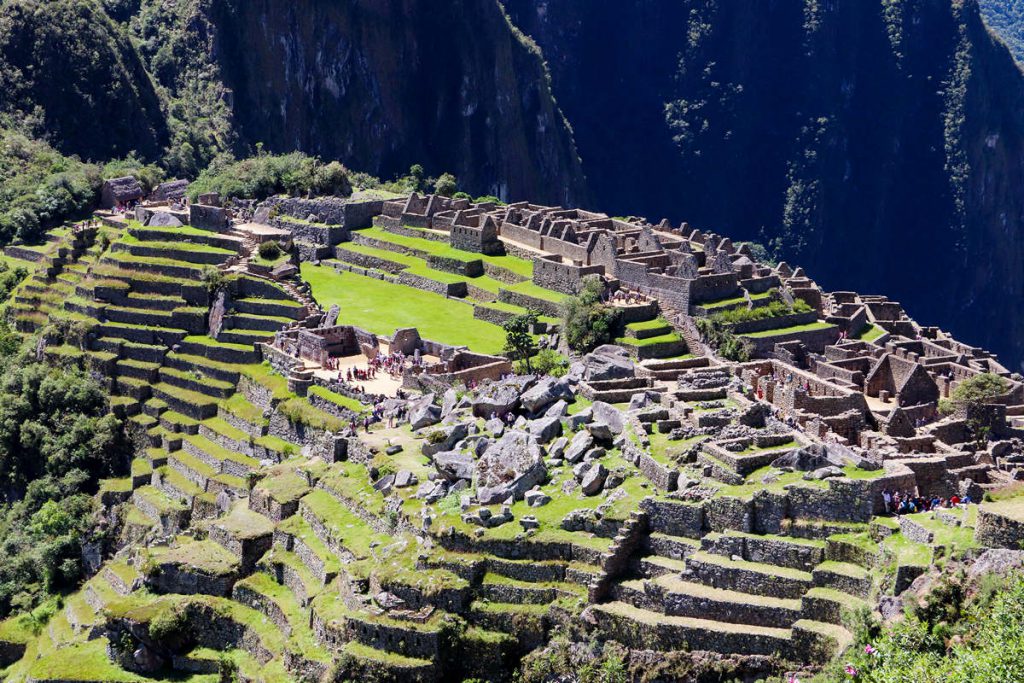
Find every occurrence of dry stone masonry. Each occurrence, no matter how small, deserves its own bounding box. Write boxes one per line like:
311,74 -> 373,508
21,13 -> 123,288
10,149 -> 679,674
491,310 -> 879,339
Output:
6,185 -> 1024,683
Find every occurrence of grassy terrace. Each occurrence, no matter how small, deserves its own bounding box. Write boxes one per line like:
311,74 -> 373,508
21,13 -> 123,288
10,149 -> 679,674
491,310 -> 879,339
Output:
857,323 -> 886,342
502,278 -> 569,304
117,234 -> 236,256
700,290 -> 773,310
356,225 -> 534,278
740,321 -> 835,338
301,263 -> 506,354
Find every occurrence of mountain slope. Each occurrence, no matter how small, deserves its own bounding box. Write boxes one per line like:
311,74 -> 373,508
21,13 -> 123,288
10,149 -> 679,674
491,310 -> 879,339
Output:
504,0 -> 1024,369
0,0 -> 168,161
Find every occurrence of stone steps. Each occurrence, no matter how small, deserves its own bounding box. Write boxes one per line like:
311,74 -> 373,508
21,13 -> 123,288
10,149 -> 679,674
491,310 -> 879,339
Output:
182,433 -> 260,478
801,587 -> 870,625
590,600 -> 792,656
811,561 -> 873,599
151,382 -> 220,420
700,530 -> 825,572
132,484 -> 190,533
97,316 -> 189,345
116,358 -> 161,382
654,574 -> 804,628
223,312 -> 295,332
118,340 -> 168,364
165,352 -> 242,385
179,335 -> 260,364
645,532 -> 701,561
218,328 -> 275,346
684,551 -> 814,599
640,555 -> 687,578
159,365 -> 235,399
479,575 -> 565,605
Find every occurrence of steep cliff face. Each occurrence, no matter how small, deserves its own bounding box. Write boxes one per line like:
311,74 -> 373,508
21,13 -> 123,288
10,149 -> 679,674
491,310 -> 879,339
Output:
505,0 -> 1024,368
0,0 -> 168,161
205,0 -> 586,205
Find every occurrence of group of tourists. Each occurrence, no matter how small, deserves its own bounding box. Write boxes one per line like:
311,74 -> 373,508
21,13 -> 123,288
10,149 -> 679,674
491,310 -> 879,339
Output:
72,218 -> 102,234
339,350 -> 417,383
604,289 -> 648,306
881,489 -> 972,515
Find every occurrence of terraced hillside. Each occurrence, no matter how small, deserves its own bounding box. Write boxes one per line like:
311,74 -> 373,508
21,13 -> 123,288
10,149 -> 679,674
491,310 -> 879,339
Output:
0,191 -> 1020,683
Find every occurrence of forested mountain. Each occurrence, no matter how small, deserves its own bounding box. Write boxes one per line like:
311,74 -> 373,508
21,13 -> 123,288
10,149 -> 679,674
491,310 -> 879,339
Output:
980,0 -> 1024,62
505,0 -> 1024,370
3,0 -> 1024,368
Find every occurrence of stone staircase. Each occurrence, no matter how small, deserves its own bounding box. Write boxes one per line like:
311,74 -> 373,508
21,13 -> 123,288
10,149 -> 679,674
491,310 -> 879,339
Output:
593,522 -> 864,662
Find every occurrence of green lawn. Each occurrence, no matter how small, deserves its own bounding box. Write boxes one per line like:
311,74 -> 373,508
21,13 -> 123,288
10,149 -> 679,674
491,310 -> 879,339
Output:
357,226 -> 534,278
740,322 -> 836,338
856,323 -> 886,342
301,264 -> 507,353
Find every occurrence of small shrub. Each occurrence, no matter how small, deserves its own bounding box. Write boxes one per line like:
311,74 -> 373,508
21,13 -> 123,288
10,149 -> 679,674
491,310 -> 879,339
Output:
200,266 -> 224,294
527,349 -> 569,377
562,276 -> 620,354
257,240 -> 282,261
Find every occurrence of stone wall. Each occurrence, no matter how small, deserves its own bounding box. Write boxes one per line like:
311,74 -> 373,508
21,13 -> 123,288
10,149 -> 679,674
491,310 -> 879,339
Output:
639,498 -> 704,538
975,503 -> 1024,548
189,204 -> 228,231
532,259 -> 604,295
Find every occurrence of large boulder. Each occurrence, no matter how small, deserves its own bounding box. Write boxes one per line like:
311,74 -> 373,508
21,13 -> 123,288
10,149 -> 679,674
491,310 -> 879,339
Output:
564,430 -> 594,464
521,376 -> 573,414
421,422 -> 469,457
580,463 -> 608,496
772,443 -> 879,472
529,415 -> 563,445
472,383 -> 521,418
588,401 -> 624,444
410,400 -> 442,430
583,345 -> 635,382
434,451 -> 475,482
147,211 -> 182,227
474,431 -> 547,505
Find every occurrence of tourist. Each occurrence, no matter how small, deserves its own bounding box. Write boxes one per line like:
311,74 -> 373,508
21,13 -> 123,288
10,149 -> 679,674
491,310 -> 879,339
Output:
882,489 -> 892,513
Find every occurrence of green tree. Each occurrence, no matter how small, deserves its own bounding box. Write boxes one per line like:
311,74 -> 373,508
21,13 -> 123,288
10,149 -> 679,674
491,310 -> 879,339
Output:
434,172 -> 458,197
503,311 -> 538,373
561,276 -> 620,354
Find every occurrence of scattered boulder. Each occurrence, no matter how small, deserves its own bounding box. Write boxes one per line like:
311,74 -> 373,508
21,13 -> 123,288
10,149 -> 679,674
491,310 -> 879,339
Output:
521,376 -> 573,414
394,470 -> 418,488
525,489 -> 551,507
549,437 -> 569,460
529,415 -> 563,445
434,451 -> 475,482
959,478 -> 984,502
583,345 -> 635,381
568,407 -> 594,430
485,417 -> 505,437
803,466 -> 843,481
520,515 -> 540,531
580,463 -> 608,496
475,431 -> 547,505
441,388 -> 459,417
421,422 -> 469,457
545,400 -> 569,418
564,431 -> 595,464
591,401 -> 625,435
409,394 -> 441,430
373,473 -> 396,494
147,212 -> 182,228
473,383 -> 521,418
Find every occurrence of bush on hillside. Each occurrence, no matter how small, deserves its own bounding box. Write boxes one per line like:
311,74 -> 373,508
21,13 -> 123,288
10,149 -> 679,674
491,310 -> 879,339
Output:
0,127 -> 102,244
562,276 -> 620,354
939,372 -> 1009,415
0,349 -> 131,616
188,151 -> 352,202
257,240 -> 282,261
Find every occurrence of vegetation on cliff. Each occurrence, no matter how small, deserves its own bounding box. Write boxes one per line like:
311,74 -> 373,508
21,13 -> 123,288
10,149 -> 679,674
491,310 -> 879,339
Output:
0,341 -> 130,616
